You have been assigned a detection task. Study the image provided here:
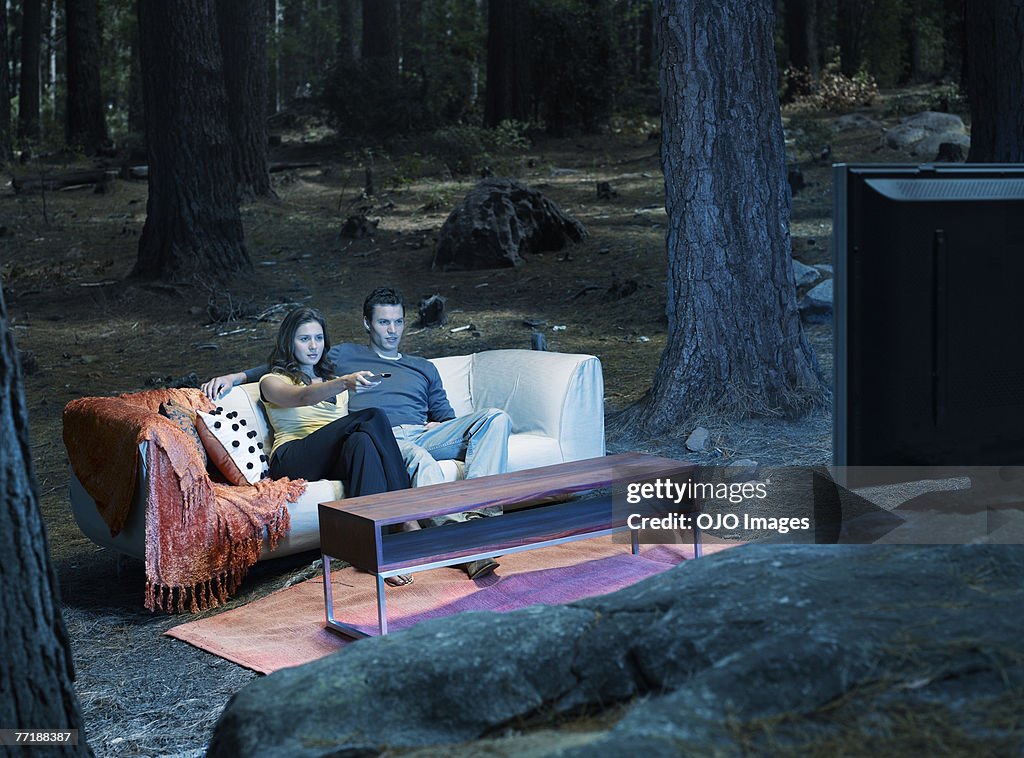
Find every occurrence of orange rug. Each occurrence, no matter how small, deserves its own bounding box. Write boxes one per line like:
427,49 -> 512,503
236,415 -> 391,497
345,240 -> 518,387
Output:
166,536 -> 736,674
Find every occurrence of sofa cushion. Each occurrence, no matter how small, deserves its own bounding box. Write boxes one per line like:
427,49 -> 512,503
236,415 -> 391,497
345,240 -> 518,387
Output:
196,407 -> 269,485
159,399 -> 207,466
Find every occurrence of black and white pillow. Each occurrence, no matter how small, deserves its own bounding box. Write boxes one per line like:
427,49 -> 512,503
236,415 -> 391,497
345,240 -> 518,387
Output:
195,406 -> 269,485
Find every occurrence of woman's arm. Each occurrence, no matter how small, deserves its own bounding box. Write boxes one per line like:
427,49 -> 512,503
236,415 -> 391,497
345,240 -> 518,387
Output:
260,371 -> 375,408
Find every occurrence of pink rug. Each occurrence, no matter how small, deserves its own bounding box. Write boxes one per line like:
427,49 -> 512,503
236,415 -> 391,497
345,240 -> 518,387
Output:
166,536 -> 735,673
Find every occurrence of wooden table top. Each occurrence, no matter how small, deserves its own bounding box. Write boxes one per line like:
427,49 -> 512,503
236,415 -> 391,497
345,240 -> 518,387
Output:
319,452 -> 696,527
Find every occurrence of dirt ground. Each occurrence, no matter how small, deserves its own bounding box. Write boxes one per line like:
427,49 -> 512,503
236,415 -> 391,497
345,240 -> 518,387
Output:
1,88 -> 954,756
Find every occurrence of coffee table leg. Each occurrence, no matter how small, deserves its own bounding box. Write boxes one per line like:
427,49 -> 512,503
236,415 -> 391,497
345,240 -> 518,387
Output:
322,554 -> 335,623
693,525 -> 703,559
630,529 -> 639,555
376,574 -> 388,635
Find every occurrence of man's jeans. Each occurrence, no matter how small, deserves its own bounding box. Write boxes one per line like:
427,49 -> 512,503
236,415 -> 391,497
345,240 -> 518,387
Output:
392,407 -> 511,526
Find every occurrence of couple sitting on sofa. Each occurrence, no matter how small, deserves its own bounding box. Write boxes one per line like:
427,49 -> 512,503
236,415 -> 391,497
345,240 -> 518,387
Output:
202,286 -> 511,583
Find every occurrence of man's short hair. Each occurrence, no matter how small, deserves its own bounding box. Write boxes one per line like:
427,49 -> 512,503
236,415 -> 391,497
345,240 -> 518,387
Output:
363,287 -> 405,321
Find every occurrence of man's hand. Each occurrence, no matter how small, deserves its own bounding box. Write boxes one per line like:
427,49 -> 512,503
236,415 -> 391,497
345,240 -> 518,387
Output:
202,372 -> 246,400
424,421 -> 442,430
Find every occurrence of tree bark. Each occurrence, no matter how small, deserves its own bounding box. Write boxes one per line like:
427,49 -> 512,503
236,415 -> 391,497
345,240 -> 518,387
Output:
964,0 -> 1024,162
217,0 -> 272,199
786,0 -> 820,77
134,0 -> 250,284
18,0 -> 43,140
337,0 -> 361,65
484,0 -> 531,127
0,2 -> 11,162
0,284 -> 92,756
65,0 -> 107,153
611,0 -> 825,437
361,0 -> 400,74
837,0 -> 871,77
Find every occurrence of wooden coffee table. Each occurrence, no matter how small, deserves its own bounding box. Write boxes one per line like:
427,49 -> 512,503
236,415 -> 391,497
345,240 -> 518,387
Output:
318,452 -> 699,637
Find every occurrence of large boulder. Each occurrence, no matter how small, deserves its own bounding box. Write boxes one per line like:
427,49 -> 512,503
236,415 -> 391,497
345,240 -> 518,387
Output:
884,111 -> 970,158
432,178 -> 588,270
208,544 -> 1024,757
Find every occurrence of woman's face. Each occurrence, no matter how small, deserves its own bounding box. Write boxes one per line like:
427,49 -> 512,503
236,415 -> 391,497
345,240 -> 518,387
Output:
292,320 -> 325,367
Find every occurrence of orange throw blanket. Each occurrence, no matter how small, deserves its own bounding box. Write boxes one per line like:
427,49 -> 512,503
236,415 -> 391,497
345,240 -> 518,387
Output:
63,388 -> 307,612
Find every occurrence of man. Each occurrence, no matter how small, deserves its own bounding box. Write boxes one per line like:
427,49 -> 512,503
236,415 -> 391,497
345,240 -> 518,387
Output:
202,287 -> 511,579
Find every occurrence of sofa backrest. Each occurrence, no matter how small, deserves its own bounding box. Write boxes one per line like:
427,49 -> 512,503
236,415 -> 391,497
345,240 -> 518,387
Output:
215,350 -> 604,462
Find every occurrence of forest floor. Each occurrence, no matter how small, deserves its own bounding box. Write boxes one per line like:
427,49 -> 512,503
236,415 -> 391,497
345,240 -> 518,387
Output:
2,84 -> 964,756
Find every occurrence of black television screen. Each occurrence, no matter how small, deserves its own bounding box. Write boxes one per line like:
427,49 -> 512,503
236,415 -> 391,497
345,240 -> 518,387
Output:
833,163 -> 1024,472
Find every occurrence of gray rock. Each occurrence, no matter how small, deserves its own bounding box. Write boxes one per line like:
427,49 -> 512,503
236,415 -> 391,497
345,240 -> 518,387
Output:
885,111 -> 969,156
685,426 -> 710,452
799,278 -> 833,324
899,110 -> 966,133
208,546 -> 1024,757
885,124 -> 927,151
724,458 -> 759,481
791,259 -> 820,288
814,263 -> 833,276
832,113 -> 881,132
433,178 -> 587,269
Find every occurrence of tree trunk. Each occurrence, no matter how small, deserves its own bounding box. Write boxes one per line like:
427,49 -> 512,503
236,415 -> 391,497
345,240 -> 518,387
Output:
337,0 -> 360,65
134,0 -> 250,284
0,284 -> 92,756
217,0 -> 272,199
611,0 -> 825,438
964,0 -> 1024,162
484,0 -> 531,127
361,0 -> 399,73
0,2 -> 11,162
127,11 -> 145,136
18,0 -> 42,140
65,0 -> 107,153
837,0 -> 871,77
786,0 -> 820,77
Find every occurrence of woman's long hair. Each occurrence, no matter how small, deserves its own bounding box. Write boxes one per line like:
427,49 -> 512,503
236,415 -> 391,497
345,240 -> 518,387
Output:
267,307 -> 338,385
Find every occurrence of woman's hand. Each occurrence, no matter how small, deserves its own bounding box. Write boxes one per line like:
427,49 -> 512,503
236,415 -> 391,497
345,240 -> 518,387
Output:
340,371 -> 378,392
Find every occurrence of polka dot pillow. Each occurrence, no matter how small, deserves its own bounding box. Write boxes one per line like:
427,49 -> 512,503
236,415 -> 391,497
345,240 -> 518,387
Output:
195,406 -> 269,485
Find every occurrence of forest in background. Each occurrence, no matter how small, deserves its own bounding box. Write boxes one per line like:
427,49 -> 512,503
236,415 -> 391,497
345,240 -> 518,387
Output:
0,0 -> 971,165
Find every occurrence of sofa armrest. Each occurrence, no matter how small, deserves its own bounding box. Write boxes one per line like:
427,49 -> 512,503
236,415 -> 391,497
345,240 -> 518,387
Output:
468,349 -> 605,462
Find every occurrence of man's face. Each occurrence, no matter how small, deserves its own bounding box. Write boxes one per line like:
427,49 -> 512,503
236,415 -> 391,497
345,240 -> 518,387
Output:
365,304 -> 405,357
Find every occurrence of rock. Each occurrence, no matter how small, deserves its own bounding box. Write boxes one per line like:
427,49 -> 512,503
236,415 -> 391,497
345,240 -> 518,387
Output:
685,427 -> 710,452
340,214 -> 378,239
791,260 -> 820,288
799,278 -> 833,324
935,141 -> 967,162
596,181 -> 617,200
885,124 -> 927,152
433,178 -> 588,270
724,458 -> 759,481
416,294 -> 448,328
832,113 -> 881,132
208,545 -> 1024,757
884,111 -> 969,157
814,263 -> 833,276
899,111 -> 966,132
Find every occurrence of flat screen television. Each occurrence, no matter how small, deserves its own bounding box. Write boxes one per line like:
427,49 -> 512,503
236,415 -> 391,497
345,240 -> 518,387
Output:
833,163 -> 1024,475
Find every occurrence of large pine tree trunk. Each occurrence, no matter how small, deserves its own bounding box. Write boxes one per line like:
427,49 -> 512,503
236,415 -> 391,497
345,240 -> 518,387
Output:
786,0 -> 820,77
18,0 -> 43,140
484,0 -> 531,127
217,0 -> 271,199
0,284 -> 92,756
0,3 -> 11,162
64,0 -> 107,154
965,1 -> 1024,162
361,0 -> 399,73
336,0 -> 361,65
612,0 -> 824,438
134,0 -> 250,284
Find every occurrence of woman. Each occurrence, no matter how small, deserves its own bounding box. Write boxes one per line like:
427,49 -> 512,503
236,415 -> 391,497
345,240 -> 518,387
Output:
260,306 -> 414,585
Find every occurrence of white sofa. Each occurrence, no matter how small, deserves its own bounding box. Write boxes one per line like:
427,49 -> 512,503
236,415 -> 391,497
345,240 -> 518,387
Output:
70,349 -> 606,561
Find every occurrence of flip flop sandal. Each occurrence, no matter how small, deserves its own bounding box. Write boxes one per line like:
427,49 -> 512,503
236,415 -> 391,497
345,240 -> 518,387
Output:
462,558 -> 499,580
384,574 -> 414,587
